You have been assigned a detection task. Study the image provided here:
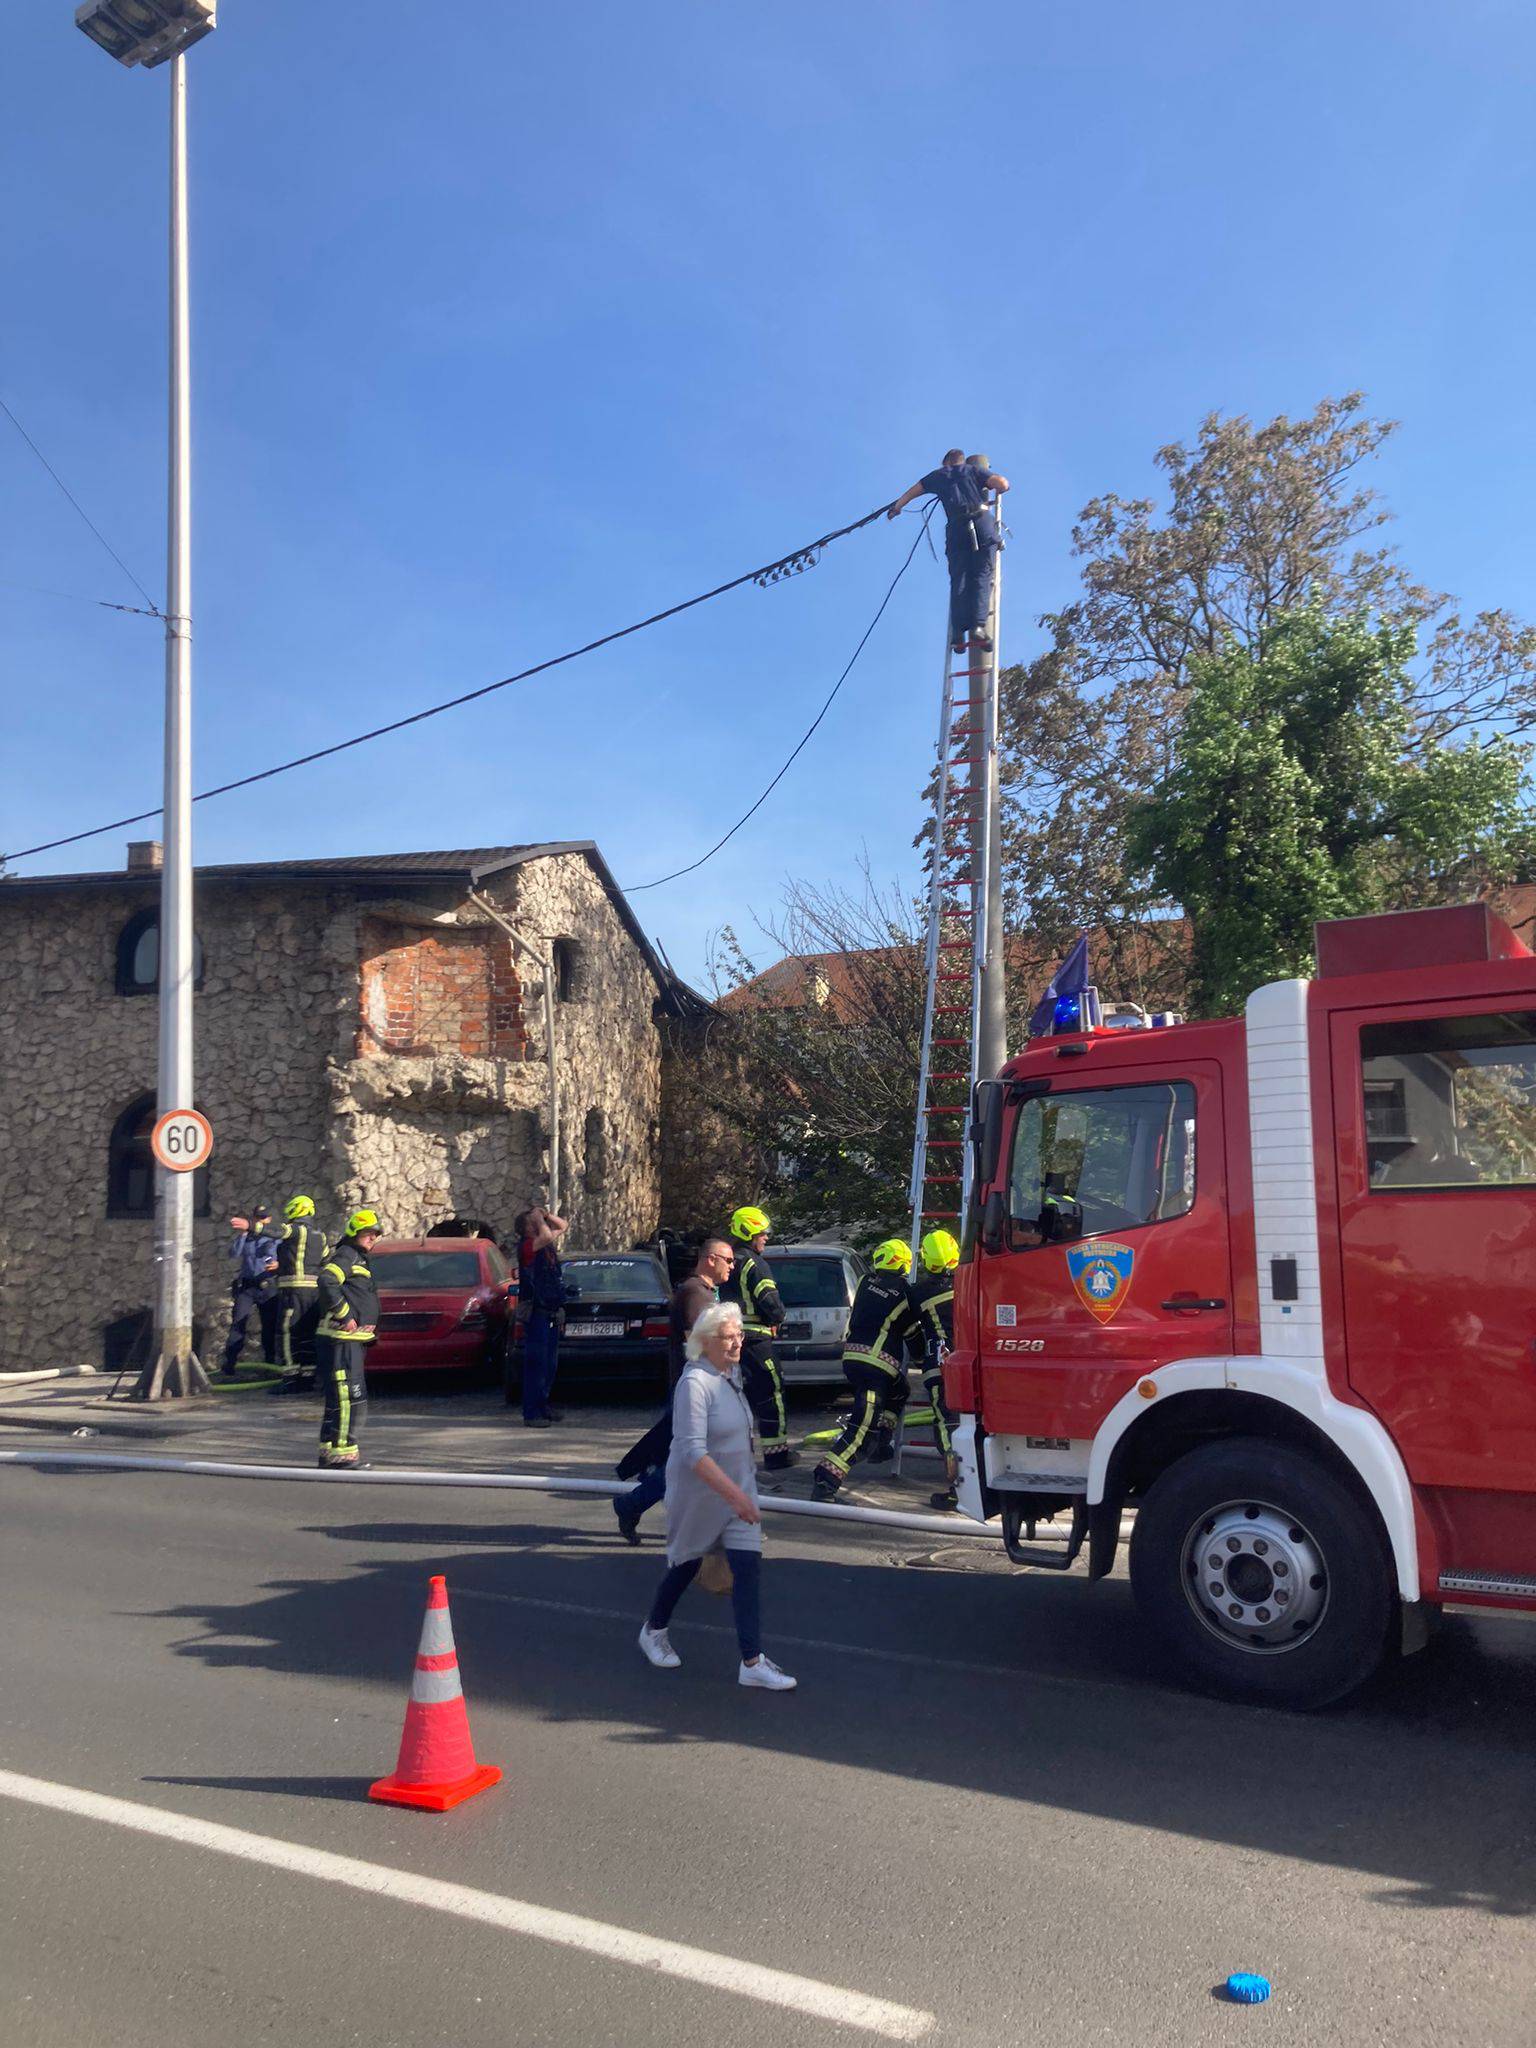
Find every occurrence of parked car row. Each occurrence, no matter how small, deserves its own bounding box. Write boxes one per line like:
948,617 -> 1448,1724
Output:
359,1236 -> 868,1394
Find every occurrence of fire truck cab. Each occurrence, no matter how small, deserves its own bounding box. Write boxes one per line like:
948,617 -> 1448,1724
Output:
947,903 -> 1536,1708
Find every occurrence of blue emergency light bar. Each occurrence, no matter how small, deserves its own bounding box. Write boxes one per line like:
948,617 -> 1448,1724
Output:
1052,986 -> 1102,1034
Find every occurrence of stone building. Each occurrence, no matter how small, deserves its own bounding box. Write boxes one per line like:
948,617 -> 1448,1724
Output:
0,842 -> 723,1372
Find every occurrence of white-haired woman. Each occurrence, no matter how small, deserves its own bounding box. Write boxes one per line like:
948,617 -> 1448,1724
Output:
638,1300 -> 796,1689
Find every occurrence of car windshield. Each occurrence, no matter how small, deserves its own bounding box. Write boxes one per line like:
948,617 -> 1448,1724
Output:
371,1249 -> 483,1290
771,1256 -> 851,1308
564,1258 -> 664,1303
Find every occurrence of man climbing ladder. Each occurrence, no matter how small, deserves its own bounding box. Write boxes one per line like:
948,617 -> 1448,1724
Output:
888,449 -> 1009,652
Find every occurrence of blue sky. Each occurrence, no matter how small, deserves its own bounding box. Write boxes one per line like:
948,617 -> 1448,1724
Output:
3,0 -> 1533,984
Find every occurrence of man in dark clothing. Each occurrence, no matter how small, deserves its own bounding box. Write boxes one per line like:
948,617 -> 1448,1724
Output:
718,1205 -> 794,1469
812,1239 -> 922,1501
223,1207 -> 280,1373
316,1208 -> 381,1469
888,448 -> 1010,652
520,1233 -> 567,1428
612,1237 -> 735,1544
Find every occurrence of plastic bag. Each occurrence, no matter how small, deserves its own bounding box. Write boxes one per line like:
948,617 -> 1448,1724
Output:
697,1547 -> 732,1596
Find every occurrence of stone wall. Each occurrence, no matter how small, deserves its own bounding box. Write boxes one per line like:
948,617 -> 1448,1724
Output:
0,850 -> 669,1370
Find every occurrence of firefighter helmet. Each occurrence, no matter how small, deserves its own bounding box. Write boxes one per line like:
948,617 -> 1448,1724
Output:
283,1195 -> 316,1221
346,1208 -> 381,1237
920,1229 -> 960,1273
730,1205 -> 771,1244
871,1238 -> 913,1274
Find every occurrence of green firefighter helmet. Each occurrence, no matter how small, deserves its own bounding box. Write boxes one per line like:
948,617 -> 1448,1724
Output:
871,1238 -> 913,1274
346,1208 -> 381,1237
920,1229 -> 960,1273
730,1205 -> 771,1244
284,1194 -> 316,1221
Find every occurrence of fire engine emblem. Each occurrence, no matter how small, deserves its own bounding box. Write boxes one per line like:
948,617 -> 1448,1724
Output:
1066,1240 -> 1135,1323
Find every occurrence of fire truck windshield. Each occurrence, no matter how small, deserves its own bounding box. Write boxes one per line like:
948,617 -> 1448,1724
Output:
1005,1081 -> 1197,1247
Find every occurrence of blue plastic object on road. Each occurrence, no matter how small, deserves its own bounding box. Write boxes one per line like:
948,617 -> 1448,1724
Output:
1225,1973 -> 1271,2005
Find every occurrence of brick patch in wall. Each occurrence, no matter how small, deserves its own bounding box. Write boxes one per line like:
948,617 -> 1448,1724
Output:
359,918 -> 527,1059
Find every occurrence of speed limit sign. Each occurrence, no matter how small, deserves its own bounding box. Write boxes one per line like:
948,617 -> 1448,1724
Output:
151,1108 -> 214,1173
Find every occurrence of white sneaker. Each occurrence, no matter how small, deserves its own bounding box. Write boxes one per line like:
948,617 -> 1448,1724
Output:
739,1655 -> 797,1691
638,1624 -> 681,1669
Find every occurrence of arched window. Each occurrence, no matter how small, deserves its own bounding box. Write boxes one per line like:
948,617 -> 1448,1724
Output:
583,1106 -> 610,1193
107,1092 -> 210,1218
551,938 -> 582,1004
116,910 -> 205,997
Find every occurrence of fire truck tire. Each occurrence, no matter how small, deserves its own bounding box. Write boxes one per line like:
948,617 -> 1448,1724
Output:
1129,1437 -> 1395,1710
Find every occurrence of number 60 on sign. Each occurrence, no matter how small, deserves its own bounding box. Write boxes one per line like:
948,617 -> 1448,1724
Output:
151,1108 -> 214,1173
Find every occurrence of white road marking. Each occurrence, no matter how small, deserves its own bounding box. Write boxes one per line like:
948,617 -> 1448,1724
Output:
0,1768 -> 934,2042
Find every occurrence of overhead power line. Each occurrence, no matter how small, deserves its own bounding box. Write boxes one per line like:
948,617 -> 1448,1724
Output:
0,394 -> 160,616
1,498 -> 898,866
625,506 -> 935,893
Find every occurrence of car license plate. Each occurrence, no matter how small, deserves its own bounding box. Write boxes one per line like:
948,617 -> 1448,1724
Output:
570,1320 -> 625,1338
782,1321 -> 812,1338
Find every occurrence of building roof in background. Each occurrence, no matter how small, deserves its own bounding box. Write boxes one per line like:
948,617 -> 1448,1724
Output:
0,841 -> 714,1014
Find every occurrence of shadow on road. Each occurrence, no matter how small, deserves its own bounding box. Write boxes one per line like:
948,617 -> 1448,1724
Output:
144,1775 -> 372,1804
135,1508 -> 1536,1922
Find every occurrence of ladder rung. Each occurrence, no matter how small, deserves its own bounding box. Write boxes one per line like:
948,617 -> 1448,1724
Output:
935,1005 -> 969,1014
921,1212 -> 961,1221
937,940 -> 970,950
937,973 -> 969,981
951,667 -> 992,677
924,1105 -> 967,1115
932,1038 -> 968,1046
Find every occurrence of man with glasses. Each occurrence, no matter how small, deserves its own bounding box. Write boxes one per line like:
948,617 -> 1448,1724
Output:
613,1237 -> 736,1543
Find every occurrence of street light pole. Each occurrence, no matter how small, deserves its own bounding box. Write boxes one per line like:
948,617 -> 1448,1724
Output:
139,46 -> 207,1397
75,0 -> 217,1395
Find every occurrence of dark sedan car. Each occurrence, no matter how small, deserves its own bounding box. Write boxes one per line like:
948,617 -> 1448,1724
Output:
367,1238 -> 515,1376
504,1249 -> 672,1401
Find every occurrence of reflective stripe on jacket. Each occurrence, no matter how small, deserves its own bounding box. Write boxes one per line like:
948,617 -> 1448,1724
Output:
842,1271 -> 920,1378
317,1238 -> 380,1343
719,1249 -> 784,1337
276,1220 -> 329,1290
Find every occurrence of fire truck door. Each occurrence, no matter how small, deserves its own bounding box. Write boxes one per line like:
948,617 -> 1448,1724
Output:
1332,1003 -> 1536,1492
979,1065 -> 1234,1439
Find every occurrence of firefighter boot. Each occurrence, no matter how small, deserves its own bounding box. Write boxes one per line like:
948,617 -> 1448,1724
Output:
866,1427 -> 896,1466
763,1447 -> 800,1472
811,1465 -> 842,1503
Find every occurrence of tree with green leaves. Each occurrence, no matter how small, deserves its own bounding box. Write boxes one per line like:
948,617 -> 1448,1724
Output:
995,395 -> 1536,1005
1124,609 -> 1536,1015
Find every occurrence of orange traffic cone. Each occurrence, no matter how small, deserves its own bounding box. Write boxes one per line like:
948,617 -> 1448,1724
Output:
369,1574 -> 502,1812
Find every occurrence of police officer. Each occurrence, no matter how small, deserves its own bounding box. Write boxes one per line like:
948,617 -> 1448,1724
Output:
316,1208 -> 382,1469
719,1205 -> 794,1471
223,1206 -> 280,1374
812,1239 -> 921,1501
911,1229 -> 960,1510
272,1195 -> 329,1393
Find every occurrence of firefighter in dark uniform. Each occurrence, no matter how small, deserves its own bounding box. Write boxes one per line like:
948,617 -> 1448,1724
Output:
911,1228 -> 961,1510
316,1208 -> 382,1469
812,1239 -> 921,1501
272,1194 -> 329,1393
719,1205 -> 795,1470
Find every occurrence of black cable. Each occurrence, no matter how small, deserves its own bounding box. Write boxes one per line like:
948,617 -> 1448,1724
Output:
625,505 -> 935,893
1,395 -> 161,616
0,576 -> 162,621
1,499 -> 897,866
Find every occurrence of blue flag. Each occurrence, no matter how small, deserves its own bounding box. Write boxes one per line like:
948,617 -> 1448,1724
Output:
1029,934 -> 1090,1037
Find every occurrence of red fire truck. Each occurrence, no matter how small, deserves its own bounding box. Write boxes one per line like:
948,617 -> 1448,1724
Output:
947,903 -> 1536,1708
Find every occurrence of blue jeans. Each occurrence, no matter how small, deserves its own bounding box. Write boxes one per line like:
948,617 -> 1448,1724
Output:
647,1549 -> 761,1662
617,1464 -> 667,1523
522,1311 -> 560,1422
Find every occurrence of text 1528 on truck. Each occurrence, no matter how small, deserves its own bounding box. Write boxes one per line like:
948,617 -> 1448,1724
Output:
947,903 -> 1536,1709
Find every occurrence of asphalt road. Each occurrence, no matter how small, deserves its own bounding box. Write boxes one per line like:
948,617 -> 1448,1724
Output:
4,1444 -> 1536,2047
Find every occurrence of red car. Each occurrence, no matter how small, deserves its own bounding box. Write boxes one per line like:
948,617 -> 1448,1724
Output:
366,1238 -> 515,1376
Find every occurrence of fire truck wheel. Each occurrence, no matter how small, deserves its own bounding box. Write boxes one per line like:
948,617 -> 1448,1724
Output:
1130,1437 -> 1394,1710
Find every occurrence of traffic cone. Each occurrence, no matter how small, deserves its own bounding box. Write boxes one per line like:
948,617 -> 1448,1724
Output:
368,1575 -> 502,1812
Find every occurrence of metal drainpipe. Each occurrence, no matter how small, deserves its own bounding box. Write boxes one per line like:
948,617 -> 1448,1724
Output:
467,891 -> 562,1217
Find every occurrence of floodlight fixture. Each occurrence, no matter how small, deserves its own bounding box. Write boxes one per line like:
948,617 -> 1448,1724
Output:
75,0 -> 216,69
